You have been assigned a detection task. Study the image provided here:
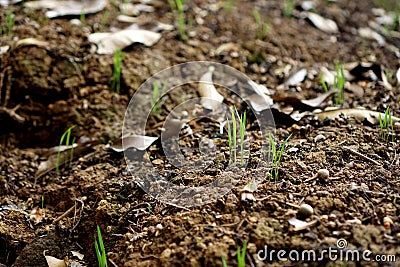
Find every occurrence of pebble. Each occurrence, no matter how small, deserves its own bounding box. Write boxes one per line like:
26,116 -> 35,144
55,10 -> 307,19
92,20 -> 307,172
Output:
298,203 -> 314,218
383,216 -> 393,229
314,134 -> 326,142
317,168 -> 329,180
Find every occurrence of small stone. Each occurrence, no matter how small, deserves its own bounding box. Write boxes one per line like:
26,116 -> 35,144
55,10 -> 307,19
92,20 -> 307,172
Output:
152,159 -> 163,165
317,169 -> 329,180
314,134 -> 326,143
160,248 -> 172,259
298,203 -> 314,218
70,19 -> 82,26
383,216 -> 393,229
156,223 -> 163,230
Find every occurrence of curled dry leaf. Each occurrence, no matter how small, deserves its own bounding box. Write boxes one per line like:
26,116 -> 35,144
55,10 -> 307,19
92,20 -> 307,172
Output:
25,0 -> 106,18
320,66 -> 335,85
16,38 -> 49,48
306,12 -> 338,33
272,90 -> 337,111
288,217 -> 318,231
0,0 -> 22,5
315,108 -> 400,125
197,66 -> 224,110
358,27 -> 385,46
247,80 -> 273,112
110,135 -> 158,152
89,29 -> 161,54
397,67 -> 400,86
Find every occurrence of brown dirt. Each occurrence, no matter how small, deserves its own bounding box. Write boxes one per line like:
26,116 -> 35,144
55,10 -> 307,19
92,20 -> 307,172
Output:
1,0 -> 399,266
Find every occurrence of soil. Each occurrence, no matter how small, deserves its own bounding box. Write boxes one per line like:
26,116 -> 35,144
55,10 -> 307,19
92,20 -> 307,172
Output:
1,0 -> 400,266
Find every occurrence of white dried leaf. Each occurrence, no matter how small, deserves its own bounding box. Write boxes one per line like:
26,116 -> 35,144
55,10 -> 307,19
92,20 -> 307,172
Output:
89,29 -> 161,54
396,67 -> 400,86
319,66 -> 335,85
247,80 -> 273,112
25,0 -> 106,18
43,251 -> 67,267
110,135 -> 158,152
358,27 -> 385,46
306,12 -> 338,33
288,217 -> 318,231
315,108 -> 400,125
16,38 -> 49,47
198,66 -> 224,110
70,251 -> 84,260
0,45 -> 10,55
285,68 -> 307,86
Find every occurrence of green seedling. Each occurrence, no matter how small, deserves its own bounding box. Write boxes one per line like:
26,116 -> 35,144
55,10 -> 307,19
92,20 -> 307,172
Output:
379,106 -> 394,142
237,241 -> 247,267
94,225 -> 108,267
6,7 -> 14,38
56,125 -> 76,174
221,257 -> 228,267
99,10 -> 110,31
147,203 -> 152,213
252,8 -> 269,40
80,7 -> 85,23
319,74 -> 329,93
168,0 -> 187,41
151,81 -> 167,115
224,0 -> 234,12
283,0 -> 294,18
268,134 -> 291,180
111,49 -> 124,93
41,195 -> 45,209
333,61 -> 345,105
227,108 -> 247,166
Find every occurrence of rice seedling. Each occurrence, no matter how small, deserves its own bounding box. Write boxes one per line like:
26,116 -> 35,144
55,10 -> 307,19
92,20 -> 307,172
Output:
268,134 -> 291,180
111,49 -> 124,93
99,10 -> 110,31
319,74 -> 329,92
239,111 -> 246,166
56,125 -> 76,175
252,8 -> 269,40
379,106 -> 394,142
168,0 -> 187,41
237,241 -> 247,267
6,7 -> 14,38
333,60 -> 345,105
151,81 -> 167,115
227,108 -> 247,166
283,0 -> 294,18
221,257 -> 227,267
94,225 -> 108,267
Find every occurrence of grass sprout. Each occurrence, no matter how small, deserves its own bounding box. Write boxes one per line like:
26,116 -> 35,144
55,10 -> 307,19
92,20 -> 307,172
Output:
111,49 -> 124,93
94,225 -> 108,267
237,241 -> 247,267
333,60 -> 345,105
6,7 -> 14,38
227,107 -> 247,166
252,8 -> 269,40
221,257 -> 227,267
168,0 -> 187,41
319,74 -> 328,92
283,0 -> 294,18
379,106 -> 394,142
151,81 -> 167,115
99,10 -> 110,31
268,134 -> 291,180
56,125 -> 76,175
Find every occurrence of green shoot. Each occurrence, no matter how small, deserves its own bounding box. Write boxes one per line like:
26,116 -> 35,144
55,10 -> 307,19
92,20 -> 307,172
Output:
168,0 -> 187,41
99,10 -> 110,31
268,134 -> 291,180
151,81 -> 167,116
221,257 -> 228,267
239,111 -> 247,166
147,203 -> 152,213
394,196 -> 397,204
56,125 -> 76,175
80,8 -> 85,23
378,106 -> 394,142
6,7 -> 14,38
252,8 -> 269,40
94,225 -> 108,267
224,0 -> 234,12
111,49 -> 124,93
227,108 -> 247,166
237,241 -> 247,267
283,0 -> 294,18
333,61 -> 345,105
319,74 -> 328,93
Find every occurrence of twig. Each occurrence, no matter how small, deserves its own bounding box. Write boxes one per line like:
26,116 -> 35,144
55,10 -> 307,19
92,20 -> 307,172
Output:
0,105 -> 25,123
342,146 -> 382,166
52,196 -> 87,225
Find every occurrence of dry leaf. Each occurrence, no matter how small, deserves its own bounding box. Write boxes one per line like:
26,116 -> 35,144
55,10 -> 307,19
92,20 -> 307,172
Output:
110,135 -> 158,152
306,12 -> 338,33
272,90 -> 337,111
43,251 -> 67,267
247,80 -> 273,112
16,38 -> 49,48
70,251 -> 84,260
320,66 -> 335,85
89,29 -> 161,54
315,108 -> 400,124
284,68 -> 307,86
198,66 -> 224,110
358,27 -> 385,46
25,0 -> 106,18
288,217 -> 318,231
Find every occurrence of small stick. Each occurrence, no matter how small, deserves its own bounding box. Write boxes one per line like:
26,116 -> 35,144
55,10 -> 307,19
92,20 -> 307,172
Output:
342,146 -> 382,166
52,197 -> 87,225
